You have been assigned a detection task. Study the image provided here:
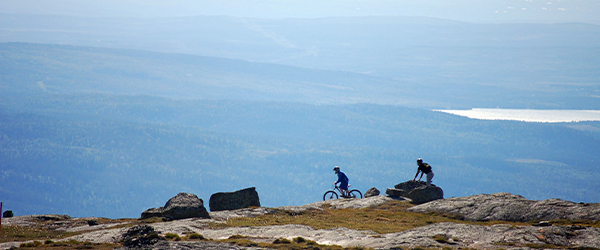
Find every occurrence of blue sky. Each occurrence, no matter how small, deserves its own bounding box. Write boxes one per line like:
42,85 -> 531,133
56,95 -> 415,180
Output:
1,0 -> 599,23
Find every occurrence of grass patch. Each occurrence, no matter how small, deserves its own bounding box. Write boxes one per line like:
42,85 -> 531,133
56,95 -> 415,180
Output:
187,233 -> 206,240
0,225 -> 76,243
548,219 -> 600,228
432,234 -> 449,243
212,200 -> 529,234
525,243 -> 561,249
164,233 -> 181,241
273,238 -> 292,244
219,235 -> 361,250
17,239 -> 120,250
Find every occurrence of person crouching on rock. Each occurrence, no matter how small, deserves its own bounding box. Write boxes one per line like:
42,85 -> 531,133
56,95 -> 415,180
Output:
413,158 -> 434,186
333,166 -> 350,197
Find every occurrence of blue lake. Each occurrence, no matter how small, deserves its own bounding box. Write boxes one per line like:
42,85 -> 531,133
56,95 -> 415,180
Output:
435,109 -> 600,123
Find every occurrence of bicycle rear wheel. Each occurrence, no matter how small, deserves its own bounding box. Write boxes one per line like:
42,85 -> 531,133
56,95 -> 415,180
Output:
323,191 -> 338,201
348,189 -> 363,199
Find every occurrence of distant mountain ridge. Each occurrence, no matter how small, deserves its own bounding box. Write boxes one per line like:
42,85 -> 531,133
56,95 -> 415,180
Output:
2,13 -> 600,109
0,42 -> 423,106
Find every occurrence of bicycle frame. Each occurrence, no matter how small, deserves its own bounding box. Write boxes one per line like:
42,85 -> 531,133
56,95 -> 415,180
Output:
323,184 -> 362,201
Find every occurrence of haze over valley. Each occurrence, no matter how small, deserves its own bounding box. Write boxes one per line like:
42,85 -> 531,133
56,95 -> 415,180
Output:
1,1 -> 599,218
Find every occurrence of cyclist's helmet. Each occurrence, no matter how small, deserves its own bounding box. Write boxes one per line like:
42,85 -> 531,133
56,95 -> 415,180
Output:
417,158 -> 423,164
333,166 -> 340,172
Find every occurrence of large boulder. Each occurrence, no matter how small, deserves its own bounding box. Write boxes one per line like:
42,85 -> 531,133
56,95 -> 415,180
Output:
209,187 -> 260,212
407,192 -> 600,222
387,180 -> 443,204
141,193 -> 210,220
404,185 -> 444,204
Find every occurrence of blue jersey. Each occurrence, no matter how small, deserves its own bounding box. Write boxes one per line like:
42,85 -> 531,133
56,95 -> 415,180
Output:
336,171 -> 349,189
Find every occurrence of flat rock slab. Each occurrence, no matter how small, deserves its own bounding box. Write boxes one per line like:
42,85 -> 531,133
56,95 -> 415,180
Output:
407,192 -> 600,222
115,241 -> 265,250
209,207 -> 278,221
192,222 -> 600,249
277,195 -> 396,213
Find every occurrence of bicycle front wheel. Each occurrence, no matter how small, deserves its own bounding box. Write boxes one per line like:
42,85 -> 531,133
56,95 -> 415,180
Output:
348,189 -> 363,199
323,191 -> 338,201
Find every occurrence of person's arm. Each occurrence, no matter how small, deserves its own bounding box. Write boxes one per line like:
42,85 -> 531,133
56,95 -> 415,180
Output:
413,170 -> 420,180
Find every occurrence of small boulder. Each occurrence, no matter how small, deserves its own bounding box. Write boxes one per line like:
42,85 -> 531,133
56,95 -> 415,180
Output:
209,187 -> 260,212
364,187 -> 380,198
141,193 -> 210,220
3,210 -> 14,218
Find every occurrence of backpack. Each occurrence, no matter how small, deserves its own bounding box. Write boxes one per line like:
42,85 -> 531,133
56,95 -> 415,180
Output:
422,163 -> 432,173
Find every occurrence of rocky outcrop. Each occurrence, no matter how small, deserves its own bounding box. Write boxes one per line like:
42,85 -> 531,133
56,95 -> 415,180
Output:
407,192 -> 600,222
35,214 -> 71,221
2,196 -> 600,250
141,193 -> 210,220
386,180 -> 443,204
209,187 -> 260,212
364,187 -> 380,198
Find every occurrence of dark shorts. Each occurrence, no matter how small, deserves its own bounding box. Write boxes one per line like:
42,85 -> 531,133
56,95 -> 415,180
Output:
339,182 -> 348,190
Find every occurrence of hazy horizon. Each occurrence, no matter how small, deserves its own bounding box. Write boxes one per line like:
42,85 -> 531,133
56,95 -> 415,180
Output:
2,0 -> 600,24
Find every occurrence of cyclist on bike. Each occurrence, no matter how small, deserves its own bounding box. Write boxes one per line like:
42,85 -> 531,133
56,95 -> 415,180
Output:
333,166 -> 350,197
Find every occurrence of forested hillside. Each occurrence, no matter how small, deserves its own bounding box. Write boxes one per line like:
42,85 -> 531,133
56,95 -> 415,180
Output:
0,42 -> 422,106
2,93 -> 599,218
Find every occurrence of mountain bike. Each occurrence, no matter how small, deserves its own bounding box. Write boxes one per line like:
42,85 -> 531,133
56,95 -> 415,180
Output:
323,184 -> 363,200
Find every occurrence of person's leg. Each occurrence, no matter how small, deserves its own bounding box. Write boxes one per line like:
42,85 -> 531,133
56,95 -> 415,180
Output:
340,183 -> 349,196
426,172 -> 434,186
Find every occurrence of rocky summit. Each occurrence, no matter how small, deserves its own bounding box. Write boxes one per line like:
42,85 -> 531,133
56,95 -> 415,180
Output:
1,194 -> 599,250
